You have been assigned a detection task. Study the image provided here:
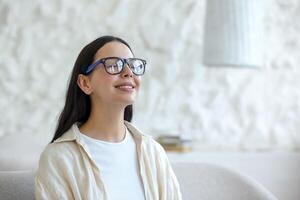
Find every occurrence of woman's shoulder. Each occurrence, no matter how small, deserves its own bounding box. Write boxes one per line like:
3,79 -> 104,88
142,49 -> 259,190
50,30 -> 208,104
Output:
40,123 -> 82,159
38,140 -> 78,164
143,135 -> 166,154
125,121 -> 166,153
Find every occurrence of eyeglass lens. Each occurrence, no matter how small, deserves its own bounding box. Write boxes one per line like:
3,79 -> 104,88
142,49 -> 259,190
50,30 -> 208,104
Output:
104,58 -> 145,75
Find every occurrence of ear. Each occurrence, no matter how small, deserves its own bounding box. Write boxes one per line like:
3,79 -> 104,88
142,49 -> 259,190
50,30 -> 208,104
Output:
77,74 -> 93,95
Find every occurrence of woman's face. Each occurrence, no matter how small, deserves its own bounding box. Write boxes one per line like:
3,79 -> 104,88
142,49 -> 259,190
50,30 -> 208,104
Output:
81,41 -> 141,107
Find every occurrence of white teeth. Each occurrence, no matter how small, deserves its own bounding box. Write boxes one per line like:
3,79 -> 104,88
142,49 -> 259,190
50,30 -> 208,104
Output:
117,85 -> 133,89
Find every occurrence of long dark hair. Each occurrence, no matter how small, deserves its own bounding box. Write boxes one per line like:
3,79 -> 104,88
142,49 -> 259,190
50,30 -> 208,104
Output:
51,36 -> 133,143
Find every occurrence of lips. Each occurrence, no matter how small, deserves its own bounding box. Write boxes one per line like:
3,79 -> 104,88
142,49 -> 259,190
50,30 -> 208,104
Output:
116,85 -> 134,89
114,82 -> 135,89
114,82 -> 136,93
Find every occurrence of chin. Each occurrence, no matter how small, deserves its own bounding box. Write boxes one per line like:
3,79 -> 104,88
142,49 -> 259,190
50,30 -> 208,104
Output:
115,98 -> 135,106
124,99 -> 135,105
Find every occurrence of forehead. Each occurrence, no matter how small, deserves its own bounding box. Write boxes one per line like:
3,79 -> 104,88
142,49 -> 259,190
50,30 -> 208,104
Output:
94,41 -> 133,60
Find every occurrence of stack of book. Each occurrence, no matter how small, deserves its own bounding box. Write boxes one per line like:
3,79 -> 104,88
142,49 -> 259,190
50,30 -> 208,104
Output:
156,135 -> 193,152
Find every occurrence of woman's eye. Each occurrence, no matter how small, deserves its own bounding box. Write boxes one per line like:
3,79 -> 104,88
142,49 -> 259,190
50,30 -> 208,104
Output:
108,64 -> 116,68
106,64 -> 117,72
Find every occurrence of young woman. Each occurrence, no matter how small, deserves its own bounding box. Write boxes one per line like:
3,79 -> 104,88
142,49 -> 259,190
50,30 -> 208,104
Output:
35,35 -> 182,200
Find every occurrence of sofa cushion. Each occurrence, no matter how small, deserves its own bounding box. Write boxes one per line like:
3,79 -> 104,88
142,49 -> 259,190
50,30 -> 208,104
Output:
172,162 -> 278,200
0,171 -> 34,200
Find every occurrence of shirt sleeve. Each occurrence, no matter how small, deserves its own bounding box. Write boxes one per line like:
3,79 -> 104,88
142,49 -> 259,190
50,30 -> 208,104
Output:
34,145 -> 74,200
153,141 -> 183,200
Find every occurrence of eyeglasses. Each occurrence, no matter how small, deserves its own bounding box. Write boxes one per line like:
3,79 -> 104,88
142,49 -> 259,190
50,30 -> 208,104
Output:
85,57 -> 146,76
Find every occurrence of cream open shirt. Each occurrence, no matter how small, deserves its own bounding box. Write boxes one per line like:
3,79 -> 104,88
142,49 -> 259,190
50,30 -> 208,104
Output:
35,121 -> 182,200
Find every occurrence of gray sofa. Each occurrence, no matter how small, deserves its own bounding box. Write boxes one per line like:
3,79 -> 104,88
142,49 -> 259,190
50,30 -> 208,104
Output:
0,162 -> 278,200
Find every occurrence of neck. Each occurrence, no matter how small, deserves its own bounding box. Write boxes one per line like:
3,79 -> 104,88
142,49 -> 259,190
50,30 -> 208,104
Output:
79,102 -> 127,142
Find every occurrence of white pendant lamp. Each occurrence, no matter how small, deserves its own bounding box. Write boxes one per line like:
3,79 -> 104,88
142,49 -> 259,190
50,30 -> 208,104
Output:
203,0 -> 264,68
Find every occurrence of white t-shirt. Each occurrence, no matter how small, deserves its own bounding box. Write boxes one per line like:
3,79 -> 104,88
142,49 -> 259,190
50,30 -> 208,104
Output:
80,127 -> 145,200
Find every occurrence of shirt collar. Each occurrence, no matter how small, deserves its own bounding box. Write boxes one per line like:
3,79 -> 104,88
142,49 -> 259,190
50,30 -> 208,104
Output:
53,121 -> 144,146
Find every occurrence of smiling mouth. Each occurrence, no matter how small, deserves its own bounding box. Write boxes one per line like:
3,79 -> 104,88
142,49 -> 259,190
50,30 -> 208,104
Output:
115,85 -> 135,93
115,85 -> 134,89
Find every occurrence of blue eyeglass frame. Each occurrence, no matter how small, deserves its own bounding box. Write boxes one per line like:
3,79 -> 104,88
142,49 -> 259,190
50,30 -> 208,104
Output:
84,56 -> 147,76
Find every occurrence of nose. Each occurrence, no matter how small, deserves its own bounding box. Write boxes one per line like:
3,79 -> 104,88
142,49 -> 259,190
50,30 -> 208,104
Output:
121,63 -> 133,78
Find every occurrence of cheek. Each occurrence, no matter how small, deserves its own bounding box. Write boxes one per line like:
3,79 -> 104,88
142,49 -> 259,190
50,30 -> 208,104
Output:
91,71 -> 115,91
135,77 -> 142,90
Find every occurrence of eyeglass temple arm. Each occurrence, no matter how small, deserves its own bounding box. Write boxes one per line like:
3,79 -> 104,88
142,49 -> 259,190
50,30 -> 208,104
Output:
85,60 -> 103,74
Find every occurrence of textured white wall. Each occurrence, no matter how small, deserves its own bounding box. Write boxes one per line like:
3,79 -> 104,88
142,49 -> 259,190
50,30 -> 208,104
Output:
0,0 -> 299,151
